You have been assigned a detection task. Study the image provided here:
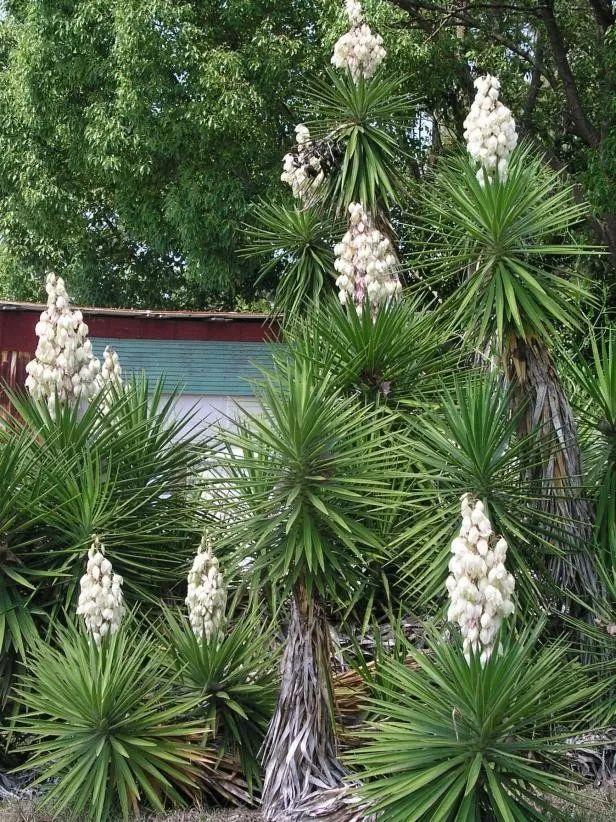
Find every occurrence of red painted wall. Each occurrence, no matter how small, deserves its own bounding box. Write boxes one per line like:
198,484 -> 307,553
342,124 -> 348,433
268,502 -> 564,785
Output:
0,303 -> 278,356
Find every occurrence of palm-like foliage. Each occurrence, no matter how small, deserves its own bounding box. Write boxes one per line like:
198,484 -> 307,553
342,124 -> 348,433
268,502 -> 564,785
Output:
564,557 -> 616,727
303,71 -> 414,213
348,623 -> 600,821
396,376 -> 570,609
0,431 -> 48,707
159,605 -> 278,794
281,297 -> 456,407
15,620 -> 203,822
7,378 -> 206,604
414,146 -> 594,346
565,327 -> 616,565
242,201 -> 340,316
215,357 -> 400,602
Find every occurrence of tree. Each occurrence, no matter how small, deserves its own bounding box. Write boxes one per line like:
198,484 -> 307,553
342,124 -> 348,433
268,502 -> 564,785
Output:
415,135 -> 600,599
0,1 -> 332,308
217,362 -> 400,818
388,0 -> 616,290
224,3 -> 416,815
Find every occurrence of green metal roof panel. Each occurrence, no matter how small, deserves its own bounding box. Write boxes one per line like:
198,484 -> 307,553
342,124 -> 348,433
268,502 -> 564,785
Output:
91,338 -> 275,396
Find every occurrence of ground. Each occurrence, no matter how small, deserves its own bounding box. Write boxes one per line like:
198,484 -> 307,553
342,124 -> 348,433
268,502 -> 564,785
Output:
1,787 -> 615,821
0,807 -> 263,821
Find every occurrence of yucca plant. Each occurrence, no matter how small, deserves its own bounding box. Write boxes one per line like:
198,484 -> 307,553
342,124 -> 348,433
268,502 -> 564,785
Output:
243,30 -> 413,319
214,355 -> 401,817
159,604 -> 278,795
348,622 -> 601,821
281,295 -> 455,408
6,377 -> 206,605
14,619 -> 203,822
397,375 -> 574,612
302,69 -> 414,214
270,297 -> 461,627
242,201 -> 340,317
414,144 -> 600,598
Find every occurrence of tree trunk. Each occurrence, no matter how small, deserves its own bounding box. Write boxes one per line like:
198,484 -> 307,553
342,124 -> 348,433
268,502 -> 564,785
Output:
504,334 -> 599,599
261,582 -> 344,821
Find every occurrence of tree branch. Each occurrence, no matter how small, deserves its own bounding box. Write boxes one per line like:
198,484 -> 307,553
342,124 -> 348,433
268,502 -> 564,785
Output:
536,1 -> 600,147
520,29 -> 544,134
390,0 -> 557,86
586,0 -> 614,32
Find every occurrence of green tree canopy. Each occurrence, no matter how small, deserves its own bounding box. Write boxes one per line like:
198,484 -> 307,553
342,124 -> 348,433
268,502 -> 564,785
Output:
0,1 -> 613,309
0,1 -> 335,307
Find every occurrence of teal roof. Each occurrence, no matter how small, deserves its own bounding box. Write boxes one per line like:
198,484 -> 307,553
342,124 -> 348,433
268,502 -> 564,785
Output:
91,338 -> 275,396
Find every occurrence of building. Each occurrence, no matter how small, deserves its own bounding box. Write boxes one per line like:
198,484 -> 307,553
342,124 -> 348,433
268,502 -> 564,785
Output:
0,301 -> 278,428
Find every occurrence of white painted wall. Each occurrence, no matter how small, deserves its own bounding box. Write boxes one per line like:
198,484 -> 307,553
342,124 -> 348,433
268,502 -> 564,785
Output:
162,393 -> 260,436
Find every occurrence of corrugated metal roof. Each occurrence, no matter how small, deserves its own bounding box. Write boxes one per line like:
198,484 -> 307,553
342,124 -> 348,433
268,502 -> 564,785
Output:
0,300 -> 272,322
91,337 -> 275,396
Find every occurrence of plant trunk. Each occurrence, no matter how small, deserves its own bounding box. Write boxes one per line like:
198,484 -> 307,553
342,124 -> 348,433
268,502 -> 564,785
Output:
504,334 -> 599,599
261,581 -> 344,821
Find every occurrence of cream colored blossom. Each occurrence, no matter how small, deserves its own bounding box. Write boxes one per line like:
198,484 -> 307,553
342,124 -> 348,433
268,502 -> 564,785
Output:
463,74 -> 518,185
332,1 -> 386,82
334,202 -> 401,312
186,533 -> 227,642
446,494 -> 515,664
97,346 -> 123,390
25,273 -> 100,412
94,345 -> 124,409
77,536 -> 124,645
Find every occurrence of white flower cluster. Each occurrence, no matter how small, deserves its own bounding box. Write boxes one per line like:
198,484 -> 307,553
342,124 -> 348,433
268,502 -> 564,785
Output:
186,533 -> 227,642
463,75 -> 518,185
25,273 -> 100,412
77,536 -> 124,646
345,0 -> 363,26
281,124 -> 325,201
334,202 -> 401,312
446,494 -> 515,664
331,1 -> 386,83
95,346 -> 123,395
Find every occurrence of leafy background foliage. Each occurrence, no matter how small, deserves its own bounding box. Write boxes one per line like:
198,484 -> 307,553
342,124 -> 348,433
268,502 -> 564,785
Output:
1,1 -> 611,309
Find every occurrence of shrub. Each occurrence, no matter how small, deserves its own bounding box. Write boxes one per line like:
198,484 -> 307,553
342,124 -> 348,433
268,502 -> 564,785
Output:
347,622 -> 601,821
14,620 -> 203,822
0,378 -> 206,707
159,604 -> 278,794
7,378 -> 206,603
